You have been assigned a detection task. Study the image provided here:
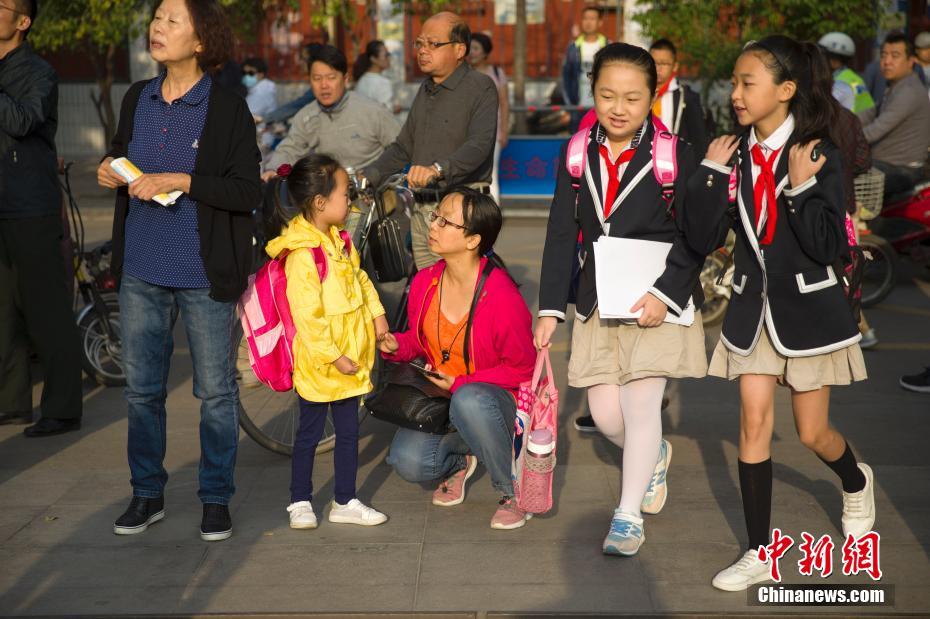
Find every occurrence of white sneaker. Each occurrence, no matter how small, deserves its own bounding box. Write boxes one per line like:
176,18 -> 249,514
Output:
842,463 -> 876,538
641,439 -> 672,514
287,501 -> 318,529
712,549 -> 771,591
328,498 -> 388,526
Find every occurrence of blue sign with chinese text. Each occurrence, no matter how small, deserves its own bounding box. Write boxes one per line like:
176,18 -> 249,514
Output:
499,136 -> 565,198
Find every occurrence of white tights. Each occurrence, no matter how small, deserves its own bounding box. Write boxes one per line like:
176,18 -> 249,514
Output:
587,377 -> 667,517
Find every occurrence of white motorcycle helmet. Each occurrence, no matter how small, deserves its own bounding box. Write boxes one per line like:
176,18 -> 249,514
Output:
818,32 -> 855,58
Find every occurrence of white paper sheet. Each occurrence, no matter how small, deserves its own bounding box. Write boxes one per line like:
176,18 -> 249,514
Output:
592,236 -> 695,326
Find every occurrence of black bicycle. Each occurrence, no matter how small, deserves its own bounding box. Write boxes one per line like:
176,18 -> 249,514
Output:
236,173 -> 415,456
61,162 -> 126,387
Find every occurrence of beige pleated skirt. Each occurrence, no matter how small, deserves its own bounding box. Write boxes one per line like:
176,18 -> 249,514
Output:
708,327 -> 867,392
568,309 -> 709,388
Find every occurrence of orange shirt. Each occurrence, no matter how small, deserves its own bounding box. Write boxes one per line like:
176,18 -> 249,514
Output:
423,292 -> 470,378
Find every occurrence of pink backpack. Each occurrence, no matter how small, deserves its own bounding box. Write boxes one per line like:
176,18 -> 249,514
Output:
565,109 -> 679,216
238,230 -> 352,392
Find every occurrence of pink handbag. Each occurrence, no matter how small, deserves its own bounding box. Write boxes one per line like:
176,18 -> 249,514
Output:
512,349 -> 559,514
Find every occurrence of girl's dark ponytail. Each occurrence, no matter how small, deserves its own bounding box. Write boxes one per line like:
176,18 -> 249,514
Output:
798,41 -> 840,147
352,41 -> 383,83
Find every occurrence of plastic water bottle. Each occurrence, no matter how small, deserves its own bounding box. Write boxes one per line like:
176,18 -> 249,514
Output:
521,428 -> 555,513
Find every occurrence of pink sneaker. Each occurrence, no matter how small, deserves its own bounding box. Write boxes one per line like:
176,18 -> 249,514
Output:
432,455 -> 478,507
490,496 -> 531,530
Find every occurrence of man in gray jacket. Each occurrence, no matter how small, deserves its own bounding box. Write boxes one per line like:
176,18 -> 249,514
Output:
0,0 -> 83,436
363,12 -> 498,269
859,32 -> 930,196
263,45 -> 399,178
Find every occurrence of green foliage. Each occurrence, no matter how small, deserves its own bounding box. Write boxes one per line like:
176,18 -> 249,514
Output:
635,0 -> 879,84
29,0 -> 148,54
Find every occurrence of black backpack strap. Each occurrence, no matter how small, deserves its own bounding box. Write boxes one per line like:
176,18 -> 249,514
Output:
462,259 -> 495,375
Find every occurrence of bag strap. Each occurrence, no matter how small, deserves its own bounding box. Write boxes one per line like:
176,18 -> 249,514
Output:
651,116 -> 679,217
530,348 -> 555,393
462,259 -> 495,375
308,231 -> 353,283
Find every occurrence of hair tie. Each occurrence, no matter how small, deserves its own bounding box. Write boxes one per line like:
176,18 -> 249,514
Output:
483,248 -> 495,258
277,163 -> 293,179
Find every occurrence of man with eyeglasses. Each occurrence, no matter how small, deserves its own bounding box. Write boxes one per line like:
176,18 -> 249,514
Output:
0,0 -> 84,436
363,11 -> 499,270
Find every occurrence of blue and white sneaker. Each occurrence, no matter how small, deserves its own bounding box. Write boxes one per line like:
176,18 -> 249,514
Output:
641,438 -> 672,515
602,509 -> 645,556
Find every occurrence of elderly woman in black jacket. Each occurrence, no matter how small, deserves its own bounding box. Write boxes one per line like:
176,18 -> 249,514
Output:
97,0 -> 260,543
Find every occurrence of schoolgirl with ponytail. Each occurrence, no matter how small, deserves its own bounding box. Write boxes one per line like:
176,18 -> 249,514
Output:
683,35 -> 874,592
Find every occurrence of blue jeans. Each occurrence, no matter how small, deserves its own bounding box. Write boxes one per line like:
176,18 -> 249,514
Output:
291,397 -> 358,504
120,274 -> 240,505
386,383 -> 516,495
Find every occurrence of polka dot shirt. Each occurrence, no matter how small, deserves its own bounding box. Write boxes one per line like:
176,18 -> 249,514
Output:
123,73 -> 212,289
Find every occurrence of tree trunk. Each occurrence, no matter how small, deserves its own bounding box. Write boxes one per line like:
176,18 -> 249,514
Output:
512,0 -> 527,133
89,43 -> 118,146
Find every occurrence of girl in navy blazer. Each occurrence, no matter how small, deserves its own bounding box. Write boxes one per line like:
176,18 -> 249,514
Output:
684,35 -> 874,592
535,43 -> 708,557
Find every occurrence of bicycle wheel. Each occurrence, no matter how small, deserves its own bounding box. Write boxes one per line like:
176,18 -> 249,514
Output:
235,328 -> 336,456
76,292 -> 126,387
859,234 -> 898,308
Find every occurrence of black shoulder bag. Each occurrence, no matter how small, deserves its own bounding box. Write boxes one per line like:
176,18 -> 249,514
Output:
365,260 -> 494,433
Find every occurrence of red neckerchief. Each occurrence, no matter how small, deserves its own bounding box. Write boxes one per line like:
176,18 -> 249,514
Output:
598,144 -> 636,219
751,144 -> 781,245
655,74 -> 676,100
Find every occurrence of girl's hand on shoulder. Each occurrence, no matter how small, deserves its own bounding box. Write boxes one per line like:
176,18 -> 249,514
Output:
334,355 -> 360,375
788,140 -> 827,189
705,135 -> 740,166
424,364 -> 455,391
534,316 -> 558,350
630,292 -> 668,328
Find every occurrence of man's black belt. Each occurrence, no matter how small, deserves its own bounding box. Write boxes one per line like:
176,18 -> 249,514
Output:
412,185 -> 491,204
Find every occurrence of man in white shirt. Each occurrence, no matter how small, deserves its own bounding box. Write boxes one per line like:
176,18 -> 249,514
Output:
649,38 -> 708,157
561,5 -> 607,130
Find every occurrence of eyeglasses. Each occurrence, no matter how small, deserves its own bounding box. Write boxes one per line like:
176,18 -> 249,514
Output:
429,211 -> 467,230
0,3 -> 24,14
243,69 -> 258,76
413,39 -> 456,52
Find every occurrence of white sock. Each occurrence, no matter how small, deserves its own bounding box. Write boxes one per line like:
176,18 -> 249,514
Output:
616,377 -> 666,517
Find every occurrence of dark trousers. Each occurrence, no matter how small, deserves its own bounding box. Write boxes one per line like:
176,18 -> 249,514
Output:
290,396 -> 359,504
0,215 -> 82,419
873,159 -> 925,198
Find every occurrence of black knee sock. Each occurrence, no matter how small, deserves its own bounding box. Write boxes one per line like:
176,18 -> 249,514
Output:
738,458 -> 772,551
820,442 -> 866,493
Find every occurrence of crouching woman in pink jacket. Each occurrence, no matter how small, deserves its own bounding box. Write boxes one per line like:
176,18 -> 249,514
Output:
378,187 -> 537,530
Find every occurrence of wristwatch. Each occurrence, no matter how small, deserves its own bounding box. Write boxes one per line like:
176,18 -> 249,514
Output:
431,162 -> 444,179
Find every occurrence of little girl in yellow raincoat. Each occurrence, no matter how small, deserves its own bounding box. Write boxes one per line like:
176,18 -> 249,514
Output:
265,154 -> 389,530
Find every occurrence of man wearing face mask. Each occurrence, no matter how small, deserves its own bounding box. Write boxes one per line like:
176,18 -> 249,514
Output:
263,45 -> 400,179
242,56 -> 277,120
